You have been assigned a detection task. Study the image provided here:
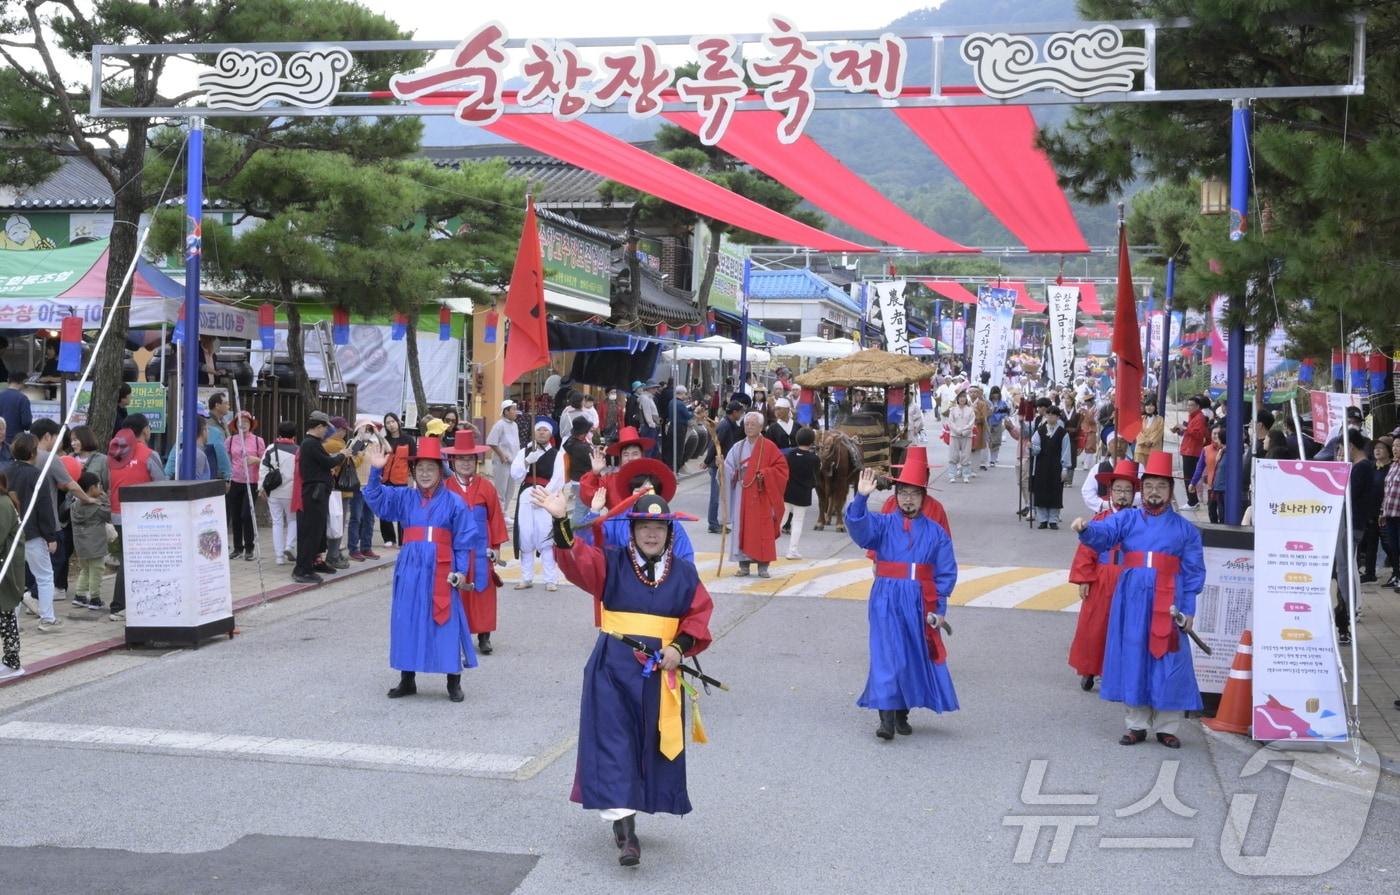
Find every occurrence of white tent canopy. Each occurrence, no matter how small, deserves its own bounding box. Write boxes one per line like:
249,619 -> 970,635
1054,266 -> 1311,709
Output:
672,335 -> 770,364
772,337 -> 859,360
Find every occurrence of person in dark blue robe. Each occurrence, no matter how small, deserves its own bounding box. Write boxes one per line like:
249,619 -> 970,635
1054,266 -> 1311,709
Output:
1073,450 -> 1204,748
363,437 -> 478,702
846,447 -> 959,741
534,486 -> 713,868
578,455 -> 695,562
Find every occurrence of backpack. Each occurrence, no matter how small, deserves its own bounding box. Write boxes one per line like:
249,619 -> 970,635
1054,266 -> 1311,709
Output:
261,444 -> 286,494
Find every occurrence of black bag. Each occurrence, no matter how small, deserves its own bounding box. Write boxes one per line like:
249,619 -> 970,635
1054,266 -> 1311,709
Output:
261,446 -> 285,493
334,456 -> 360,492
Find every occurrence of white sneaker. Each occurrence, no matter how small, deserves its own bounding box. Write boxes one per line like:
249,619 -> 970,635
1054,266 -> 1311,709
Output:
514,581 -> 533,590
546,583 -> 559,592
20,593 -> 39,616
786,551 -> 802,560
36,618 -> 63,632
0,665 -> 24,681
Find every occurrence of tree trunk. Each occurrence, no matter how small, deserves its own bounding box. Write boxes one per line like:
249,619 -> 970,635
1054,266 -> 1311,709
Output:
89,165 -> 146,444
282,280 -> 319,413
405,308 -> 428,414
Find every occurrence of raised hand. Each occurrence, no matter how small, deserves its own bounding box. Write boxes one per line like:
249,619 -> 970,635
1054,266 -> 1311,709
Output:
1070,516 -> 1088,533
367,441 -> 389,470
591,486 -> 608,513
857,467 -> 878,496
590,446 -> 607,475
530,486 -> 568,519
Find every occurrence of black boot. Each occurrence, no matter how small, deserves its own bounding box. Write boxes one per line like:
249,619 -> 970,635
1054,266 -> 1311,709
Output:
618,815 -> 640,867
876,710 -> 896,740
387,671 -> 417,698
446,673 -> 464,702
894,709 -> 913,736
477,632 -> 493,655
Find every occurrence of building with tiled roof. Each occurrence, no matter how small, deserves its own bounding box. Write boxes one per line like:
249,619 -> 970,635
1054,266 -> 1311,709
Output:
745,268 -> 863,343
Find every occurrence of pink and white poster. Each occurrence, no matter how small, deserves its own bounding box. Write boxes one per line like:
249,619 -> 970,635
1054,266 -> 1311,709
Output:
1251,459 -> 1351,743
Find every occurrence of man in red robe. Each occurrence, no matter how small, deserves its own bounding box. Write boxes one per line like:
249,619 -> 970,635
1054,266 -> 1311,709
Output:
723,411 -> 789,577
445,429 -> 508,655
1067,458 -> 1137,691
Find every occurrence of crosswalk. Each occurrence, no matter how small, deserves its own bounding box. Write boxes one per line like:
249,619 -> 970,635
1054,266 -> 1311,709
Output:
497,552 -> 1083,613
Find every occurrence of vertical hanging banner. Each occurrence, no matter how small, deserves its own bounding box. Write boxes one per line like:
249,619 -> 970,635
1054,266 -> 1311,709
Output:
58,315 -> 83,373
331,306 -> 350,345
1394,350 -> 1400,401
886,386 -> 905,425
939,318 -> 954,351
438,306 -> 451,341
866,282 -> 886,348
952,318 -> 966,354
258,303 -> 276,350
969,286 -> 1017,387
391,312 -> 408,341
795,387 -> 814,425
1251,459 -> 1351,742
872,280 -> 910,354
1046,284 -> 1078,387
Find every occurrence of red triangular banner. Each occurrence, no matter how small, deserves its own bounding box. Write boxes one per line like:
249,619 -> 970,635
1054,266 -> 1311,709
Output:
502,199 -> 550,385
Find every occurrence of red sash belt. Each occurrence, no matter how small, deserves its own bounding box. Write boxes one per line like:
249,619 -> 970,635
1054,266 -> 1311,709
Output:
1120,550 -> 1181,658
404,525 -> 454,625
522,476 -> 549,487
873,561 -> 947,665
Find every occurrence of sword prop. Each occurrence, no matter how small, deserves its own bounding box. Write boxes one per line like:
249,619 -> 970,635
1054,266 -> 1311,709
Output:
1168,604 -> 1212,655
925,612 -> 953,636
604,630 -> 731,691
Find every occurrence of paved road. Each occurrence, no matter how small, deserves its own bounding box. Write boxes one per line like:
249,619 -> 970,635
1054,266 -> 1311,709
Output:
1,454 -> 1396,893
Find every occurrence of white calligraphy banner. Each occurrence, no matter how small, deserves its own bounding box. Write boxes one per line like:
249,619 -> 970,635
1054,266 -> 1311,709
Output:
970,286 -> 1017,387
1251,459 -> 1350,743
873,280 -> 909,354
1046,284 -> 1079,387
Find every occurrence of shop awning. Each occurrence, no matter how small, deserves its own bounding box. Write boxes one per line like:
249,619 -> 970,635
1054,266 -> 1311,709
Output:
547,319 -> 657,353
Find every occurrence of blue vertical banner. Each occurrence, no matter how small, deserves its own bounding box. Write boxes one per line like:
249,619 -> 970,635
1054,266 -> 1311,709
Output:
739,257 -> 752,388
179,118 -> 204,481
1224,100 -> 1251,525
886,386 -> 905,426
391,312 -> 407,341
1230,103 -> 1252,242
58,316 -> 83,372
795,387 -> 814,425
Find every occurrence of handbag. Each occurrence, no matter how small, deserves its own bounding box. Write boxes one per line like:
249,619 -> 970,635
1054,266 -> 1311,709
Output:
261,446 -> 284,493
334,456 -> 360,492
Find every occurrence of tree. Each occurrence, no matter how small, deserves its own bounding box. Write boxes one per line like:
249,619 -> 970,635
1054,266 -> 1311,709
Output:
149,146 -> 525,413
0,0 -> 421,441
1039,2 -> 1397,355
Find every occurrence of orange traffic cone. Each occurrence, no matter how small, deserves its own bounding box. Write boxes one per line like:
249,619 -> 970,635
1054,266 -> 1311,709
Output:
1203,630 -> 1252,735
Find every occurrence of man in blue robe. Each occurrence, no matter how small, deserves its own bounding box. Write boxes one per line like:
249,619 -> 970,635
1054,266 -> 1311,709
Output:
363,437 -> 479,703
1072,450 -> 1204,748
534,486 -> 713,868
846,447 -> 959,741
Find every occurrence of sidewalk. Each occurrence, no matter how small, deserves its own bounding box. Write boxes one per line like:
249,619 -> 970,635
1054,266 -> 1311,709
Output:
1355,580 -> 1400,766
2,535 -> 400,687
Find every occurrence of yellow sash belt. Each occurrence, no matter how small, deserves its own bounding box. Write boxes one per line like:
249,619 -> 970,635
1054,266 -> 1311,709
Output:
600,608 -> 688,761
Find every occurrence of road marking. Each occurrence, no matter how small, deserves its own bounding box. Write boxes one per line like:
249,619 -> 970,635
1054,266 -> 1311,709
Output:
0,721 -> 540,779
948,567 -> 1053,605
962,570 -> 1076,609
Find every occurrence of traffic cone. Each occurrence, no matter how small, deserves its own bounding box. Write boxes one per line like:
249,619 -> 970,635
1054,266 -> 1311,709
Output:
1203,630 -> 1252,735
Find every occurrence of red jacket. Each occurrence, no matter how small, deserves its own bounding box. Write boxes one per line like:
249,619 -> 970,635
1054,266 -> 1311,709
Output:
109,442 -> 154,515
1179,410 -> 1208,458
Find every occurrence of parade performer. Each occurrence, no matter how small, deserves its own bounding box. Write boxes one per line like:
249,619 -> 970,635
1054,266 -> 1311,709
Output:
1030,403 -> 1072,529
532,486 -> 713,868
724,411 -> 789,578
581,455 -> 696,562
1067,459 -> 1138,692
445,429 -> 508,656
847,455 -> 959,741
578,426 -> 653,507
873,447 -> 951,536
363,438 -> 478,703
1071,451 -> 1204,748
511,419 -> 565,591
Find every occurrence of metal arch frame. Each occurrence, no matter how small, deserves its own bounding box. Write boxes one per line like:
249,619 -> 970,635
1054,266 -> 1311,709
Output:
89,15 -> 1366,118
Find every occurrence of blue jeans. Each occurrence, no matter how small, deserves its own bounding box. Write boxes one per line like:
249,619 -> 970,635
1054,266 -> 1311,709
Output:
347,491 -> 374,554
708,465 -> 721,529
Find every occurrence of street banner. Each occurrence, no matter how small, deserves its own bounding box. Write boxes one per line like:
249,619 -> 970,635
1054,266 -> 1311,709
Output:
1251,459 -> 1350,742
952,318 -> 966,354
1394,350 -> 1400,400
940,318 -> 954,350
970,286 -> 1016,387
873,280 -> 909,354
1309,390 -> 1361,444
1046,284 -> 1078,387
1208,295 -> 1300,402
1146,310 -> 1184,359
1193,528 -> 1255,694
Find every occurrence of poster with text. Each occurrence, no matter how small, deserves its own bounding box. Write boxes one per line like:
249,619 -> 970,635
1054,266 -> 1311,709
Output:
1193,540 -> 1255,694
873,281 -> 909,354
1046,285 -> 1079,387
952,318 -> 966,354
970,287 -> 1017,387
1251,459 -> 1350,742
1208,296 -> 1300,402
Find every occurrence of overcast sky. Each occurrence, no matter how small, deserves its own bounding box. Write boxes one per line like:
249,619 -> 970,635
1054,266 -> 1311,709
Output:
354,3 -> 939,40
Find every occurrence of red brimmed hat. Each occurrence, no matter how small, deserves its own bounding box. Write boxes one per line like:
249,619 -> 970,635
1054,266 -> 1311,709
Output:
406,437 -> 447,463
606,425 -> 655,456
624,492 -> 698,523
1094,458 -> 1141,491
1141,450 -> 1175,481
605,457 -> 677,505
445,428 -> 489,456
888,445 -> 932,489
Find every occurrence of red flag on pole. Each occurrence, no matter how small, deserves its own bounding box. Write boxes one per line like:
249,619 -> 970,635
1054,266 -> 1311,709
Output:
1112,219 -> 1144,442
502,198 -> 550,385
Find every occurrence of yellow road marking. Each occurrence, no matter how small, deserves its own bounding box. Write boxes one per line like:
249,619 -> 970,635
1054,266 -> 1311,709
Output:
947,567 -> 1056,605
1013,582 -> 1084,612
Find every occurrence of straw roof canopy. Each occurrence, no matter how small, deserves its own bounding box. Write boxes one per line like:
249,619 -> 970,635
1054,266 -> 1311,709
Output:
794,348 -> 933,388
